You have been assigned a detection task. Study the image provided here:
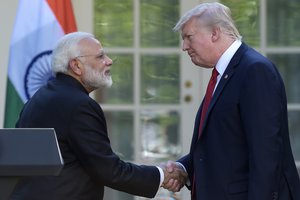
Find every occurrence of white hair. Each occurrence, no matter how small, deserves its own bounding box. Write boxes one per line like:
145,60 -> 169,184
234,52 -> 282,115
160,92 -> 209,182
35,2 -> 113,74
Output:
51,32 -> 95,75
173,2 -> 242,40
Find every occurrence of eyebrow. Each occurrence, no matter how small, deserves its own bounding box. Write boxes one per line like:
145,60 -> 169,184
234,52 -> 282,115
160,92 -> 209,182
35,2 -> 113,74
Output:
182,32 -> 193,39
76,48 -> 106,59
99,48 -> 105,54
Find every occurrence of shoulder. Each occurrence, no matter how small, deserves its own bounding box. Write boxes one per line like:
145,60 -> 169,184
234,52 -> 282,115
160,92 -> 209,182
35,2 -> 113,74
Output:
47,78 -> 104,116
235,44 -> 278,77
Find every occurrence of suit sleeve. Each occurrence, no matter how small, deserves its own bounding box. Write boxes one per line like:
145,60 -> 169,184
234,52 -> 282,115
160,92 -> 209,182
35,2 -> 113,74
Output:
66,99 -> 160,198
239,61 -> 284,199
178,154 -> 193,190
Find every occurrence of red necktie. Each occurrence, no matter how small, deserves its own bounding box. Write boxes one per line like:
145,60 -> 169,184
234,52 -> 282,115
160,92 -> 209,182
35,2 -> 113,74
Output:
198,67 -> 219,139
191,68 -> 219,200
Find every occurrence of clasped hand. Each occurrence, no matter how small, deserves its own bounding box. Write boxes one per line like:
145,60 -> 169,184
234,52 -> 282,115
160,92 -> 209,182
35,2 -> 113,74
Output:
160,161 -> 188,192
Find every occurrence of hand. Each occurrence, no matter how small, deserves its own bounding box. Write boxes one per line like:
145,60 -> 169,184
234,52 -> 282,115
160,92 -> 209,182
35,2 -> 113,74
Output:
160,160 -> 188,192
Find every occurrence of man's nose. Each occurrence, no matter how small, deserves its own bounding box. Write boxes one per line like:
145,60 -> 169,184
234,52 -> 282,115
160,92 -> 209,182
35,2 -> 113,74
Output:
182,40 -> 189,51
104,56 -> 113,66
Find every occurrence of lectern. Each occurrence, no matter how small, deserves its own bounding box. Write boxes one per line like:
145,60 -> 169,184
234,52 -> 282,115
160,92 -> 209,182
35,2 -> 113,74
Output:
0,128 -> 64,200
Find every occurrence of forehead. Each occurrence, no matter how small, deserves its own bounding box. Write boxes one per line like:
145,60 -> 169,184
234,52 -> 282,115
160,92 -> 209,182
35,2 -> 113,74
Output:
181,17 -> 200,34
79,38 -> 102,54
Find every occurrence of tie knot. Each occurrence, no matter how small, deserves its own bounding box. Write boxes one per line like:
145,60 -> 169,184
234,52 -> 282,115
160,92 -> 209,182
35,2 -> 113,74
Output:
212,68 -> 219,79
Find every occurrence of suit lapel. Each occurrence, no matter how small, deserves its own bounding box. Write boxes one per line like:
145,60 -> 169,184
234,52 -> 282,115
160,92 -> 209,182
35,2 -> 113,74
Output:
208,67 -> 235,113
196,43 -> 248,140
190,101 -> 204,150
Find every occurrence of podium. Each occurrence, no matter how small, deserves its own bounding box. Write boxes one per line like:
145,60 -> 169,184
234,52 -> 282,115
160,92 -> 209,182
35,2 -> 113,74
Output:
0,128 -> 64,200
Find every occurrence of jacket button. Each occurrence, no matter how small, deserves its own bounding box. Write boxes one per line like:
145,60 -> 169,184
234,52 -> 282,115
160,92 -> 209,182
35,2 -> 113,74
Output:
272,192 -> 278,200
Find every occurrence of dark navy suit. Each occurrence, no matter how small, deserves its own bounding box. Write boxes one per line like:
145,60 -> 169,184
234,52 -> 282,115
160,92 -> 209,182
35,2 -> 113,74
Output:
179,43 -> 300,200
11,73 -> 160,200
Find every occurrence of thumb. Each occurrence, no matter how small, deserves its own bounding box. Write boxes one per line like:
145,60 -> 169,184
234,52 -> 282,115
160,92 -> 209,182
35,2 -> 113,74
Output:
166,161 -> 176,173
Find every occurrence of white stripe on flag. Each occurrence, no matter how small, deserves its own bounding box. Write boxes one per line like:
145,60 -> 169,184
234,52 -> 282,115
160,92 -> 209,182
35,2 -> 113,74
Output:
8,0 -> 65,103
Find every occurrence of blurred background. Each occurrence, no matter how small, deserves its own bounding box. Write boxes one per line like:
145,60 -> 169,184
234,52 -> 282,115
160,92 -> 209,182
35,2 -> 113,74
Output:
0,0 -> 300,199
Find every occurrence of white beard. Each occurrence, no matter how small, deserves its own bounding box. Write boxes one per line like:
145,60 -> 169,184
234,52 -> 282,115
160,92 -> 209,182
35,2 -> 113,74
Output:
82,64 -> 113,89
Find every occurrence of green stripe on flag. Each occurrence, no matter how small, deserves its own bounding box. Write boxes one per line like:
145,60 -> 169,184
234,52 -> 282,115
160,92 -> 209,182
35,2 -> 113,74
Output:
4,78 -> 23,128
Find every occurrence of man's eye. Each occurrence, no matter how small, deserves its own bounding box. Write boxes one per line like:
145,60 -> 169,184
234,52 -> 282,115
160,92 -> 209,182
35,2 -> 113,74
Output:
183,35 -> 192,41
97,54 -> 104,59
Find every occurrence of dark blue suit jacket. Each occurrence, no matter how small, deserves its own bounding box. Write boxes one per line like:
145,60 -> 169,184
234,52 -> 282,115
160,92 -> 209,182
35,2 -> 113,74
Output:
11,74 -> 160,200
179,43 -> 300,200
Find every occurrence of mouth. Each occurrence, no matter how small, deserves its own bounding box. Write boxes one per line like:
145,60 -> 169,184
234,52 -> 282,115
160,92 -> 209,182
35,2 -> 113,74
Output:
104,69 -> 111,76
188,52 -> 195,57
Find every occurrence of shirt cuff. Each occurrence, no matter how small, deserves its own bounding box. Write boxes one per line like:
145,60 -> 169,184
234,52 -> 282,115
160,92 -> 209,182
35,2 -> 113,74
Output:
156,166 -> 164,187
176,162 -> 187,172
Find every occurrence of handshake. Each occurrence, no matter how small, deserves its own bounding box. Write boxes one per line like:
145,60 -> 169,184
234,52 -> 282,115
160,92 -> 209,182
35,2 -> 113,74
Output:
160,161 -> 188,192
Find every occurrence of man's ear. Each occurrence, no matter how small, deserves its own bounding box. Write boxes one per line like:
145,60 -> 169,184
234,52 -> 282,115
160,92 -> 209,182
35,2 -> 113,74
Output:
211,26 -> 221,42
69,59 -> 82,76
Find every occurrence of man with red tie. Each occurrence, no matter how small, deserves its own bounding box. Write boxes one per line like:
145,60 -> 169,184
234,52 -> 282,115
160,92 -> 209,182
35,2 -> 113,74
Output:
164,2 -> 300,200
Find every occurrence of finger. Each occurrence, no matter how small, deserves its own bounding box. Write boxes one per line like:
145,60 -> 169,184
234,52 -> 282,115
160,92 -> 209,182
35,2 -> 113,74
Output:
171,179 -> 179,191
163,178 -> 175,189
169,180 -> 181,192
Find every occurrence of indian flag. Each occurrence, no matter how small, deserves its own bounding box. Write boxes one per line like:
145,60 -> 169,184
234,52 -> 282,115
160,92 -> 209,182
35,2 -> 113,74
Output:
4,0 -> 77,127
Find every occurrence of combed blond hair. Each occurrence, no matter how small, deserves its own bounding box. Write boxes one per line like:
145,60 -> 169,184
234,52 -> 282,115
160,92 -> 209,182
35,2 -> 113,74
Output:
173,2 -> 241,40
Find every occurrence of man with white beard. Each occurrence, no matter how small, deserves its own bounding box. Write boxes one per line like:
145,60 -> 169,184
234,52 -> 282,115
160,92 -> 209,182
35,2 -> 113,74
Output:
10,32 -> 187,200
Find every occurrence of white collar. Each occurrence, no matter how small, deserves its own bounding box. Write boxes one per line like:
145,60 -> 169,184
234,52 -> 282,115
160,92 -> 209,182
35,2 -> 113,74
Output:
215,40 -> 242,76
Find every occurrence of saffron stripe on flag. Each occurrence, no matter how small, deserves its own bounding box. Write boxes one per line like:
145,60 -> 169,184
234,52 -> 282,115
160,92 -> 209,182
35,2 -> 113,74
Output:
47,0 -> 77,34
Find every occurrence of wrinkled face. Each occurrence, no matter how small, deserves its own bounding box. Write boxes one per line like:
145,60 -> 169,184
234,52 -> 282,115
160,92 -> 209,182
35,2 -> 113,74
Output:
78,38 -> 113,89
181,17 -> 215,68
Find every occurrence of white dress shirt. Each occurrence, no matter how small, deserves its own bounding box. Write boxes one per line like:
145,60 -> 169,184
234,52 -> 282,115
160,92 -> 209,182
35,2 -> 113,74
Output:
214,40 -> 242,92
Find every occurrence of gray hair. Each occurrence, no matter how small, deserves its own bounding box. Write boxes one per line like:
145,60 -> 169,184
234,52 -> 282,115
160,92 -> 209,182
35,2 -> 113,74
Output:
173,2 -> 241,40
51,32 -> 95,75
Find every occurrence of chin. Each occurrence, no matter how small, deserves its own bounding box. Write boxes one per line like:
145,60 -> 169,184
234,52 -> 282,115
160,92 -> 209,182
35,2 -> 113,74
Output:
105,82 -> 113,88
101,77 -> 113,88
192,60 -> 201,67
